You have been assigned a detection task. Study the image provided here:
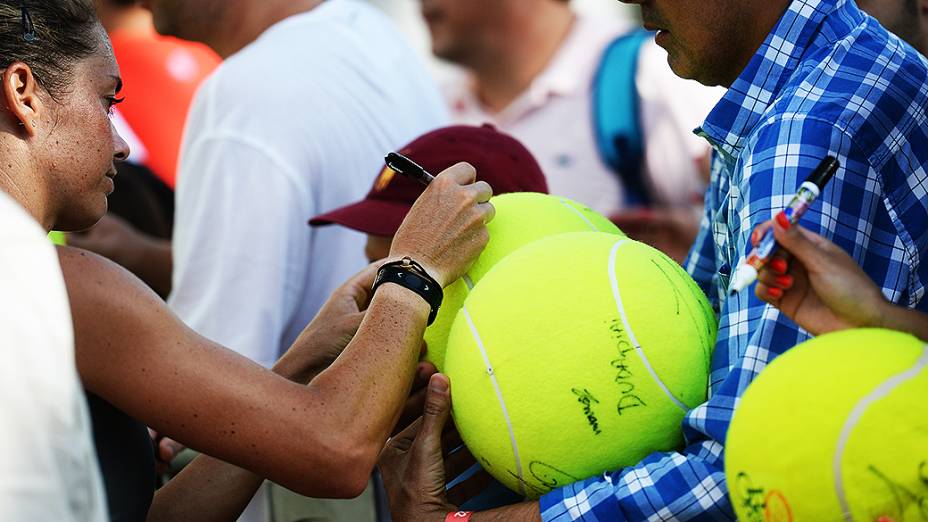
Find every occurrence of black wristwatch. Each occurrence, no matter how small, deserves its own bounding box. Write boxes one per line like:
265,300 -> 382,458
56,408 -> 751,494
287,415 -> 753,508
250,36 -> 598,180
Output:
372,257 -> 443,325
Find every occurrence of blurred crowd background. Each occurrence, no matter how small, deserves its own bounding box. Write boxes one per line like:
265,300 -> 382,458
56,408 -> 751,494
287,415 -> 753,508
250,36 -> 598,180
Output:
369,0 -> 635,60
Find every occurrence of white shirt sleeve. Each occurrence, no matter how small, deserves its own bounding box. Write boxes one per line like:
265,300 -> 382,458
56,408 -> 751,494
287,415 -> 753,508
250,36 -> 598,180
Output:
169,133 -> 314,368
0,196 -> 107,522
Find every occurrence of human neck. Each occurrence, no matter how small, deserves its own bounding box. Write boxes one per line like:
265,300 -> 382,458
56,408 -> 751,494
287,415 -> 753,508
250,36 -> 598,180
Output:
204,0 -> 324,59
468,4 -> 575,113
0,144 -> 49,230
717,0 -> 791,87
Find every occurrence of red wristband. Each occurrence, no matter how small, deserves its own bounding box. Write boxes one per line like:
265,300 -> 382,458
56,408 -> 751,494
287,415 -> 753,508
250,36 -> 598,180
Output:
446,511 -> 474,522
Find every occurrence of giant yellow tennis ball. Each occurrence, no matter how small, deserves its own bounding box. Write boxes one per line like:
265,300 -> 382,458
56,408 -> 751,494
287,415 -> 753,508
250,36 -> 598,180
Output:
444,232 -> 716,498
424,193 -> 622,371
726,328 -> 928,521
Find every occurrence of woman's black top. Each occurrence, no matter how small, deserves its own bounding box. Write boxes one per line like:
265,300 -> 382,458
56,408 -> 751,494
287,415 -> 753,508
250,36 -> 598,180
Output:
86,393 -> 156,522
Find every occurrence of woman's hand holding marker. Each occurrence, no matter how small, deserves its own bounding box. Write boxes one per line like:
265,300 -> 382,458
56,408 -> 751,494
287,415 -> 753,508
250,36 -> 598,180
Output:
752,218 -> 928,341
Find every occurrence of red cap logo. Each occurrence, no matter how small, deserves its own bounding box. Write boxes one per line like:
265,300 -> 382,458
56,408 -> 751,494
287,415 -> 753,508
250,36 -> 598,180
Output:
374,166 -> 396,192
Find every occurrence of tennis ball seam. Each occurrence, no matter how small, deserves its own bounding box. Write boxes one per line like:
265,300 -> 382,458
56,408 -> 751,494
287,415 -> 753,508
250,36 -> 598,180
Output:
833,343 -> 928,520
608,239 -> 689,413
460,199 -> 600,292
461,304 -> 527,497
557,198 -> 599,230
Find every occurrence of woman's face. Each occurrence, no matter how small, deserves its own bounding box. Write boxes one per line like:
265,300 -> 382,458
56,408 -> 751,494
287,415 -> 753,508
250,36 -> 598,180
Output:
39,27 -> 129,231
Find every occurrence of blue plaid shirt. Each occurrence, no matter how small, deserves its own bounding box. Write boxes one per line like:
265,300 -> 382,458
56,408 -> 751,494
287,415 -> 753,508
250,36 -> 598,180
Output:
540,0 -> 928,519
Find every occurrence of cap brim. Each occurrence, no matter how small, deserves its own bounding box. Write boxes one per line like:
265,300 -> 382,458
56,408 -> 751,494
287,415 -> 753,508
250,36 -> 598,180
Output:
308,199 -> 411,237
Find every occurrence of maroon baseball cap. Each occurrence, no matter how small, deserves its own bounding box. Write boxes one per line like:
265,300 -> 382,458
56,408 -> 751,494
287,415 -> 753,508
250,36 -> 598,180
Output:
309,124 -> 549,236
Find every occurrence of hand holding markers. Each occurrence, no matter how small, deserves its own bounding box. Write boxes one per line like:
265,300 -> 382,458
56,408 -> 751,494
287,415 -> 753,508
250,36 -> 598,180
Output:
751,218 -> 928,341
730,156 -> 840,293
387,152 -> 495,288
751,218 -> 886,335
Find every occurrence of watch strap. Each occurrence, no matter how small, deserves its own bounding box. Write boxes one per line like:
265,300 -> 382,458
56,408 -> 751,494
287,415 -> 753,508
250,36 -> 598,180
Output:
372,259 -> 443,325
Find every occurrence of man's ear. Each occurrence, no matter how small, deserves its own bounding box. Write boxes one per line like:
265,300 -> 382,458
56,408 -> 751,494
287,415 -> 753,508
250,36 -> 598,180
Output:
2,62 -> 43,136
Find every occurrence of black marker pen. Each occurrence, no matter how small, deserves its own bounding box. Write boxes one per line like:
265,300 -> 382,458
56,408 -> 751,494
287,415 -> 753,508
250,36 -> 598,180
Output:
385,152 -> 435,186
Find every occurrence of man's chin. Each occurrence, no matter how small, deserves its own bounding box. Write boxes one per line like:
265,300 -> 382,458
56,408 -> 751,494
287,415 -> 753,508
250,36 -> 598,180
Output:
665,50 -> 692,80
662,51 -> 706,84
429,37 -> 458,63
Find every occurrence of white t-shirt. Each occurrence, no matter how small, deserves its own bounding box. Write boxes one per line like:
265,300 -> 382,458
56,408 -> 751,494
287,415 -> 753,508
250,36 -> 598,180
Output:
444,16 -> 724,215
0,192 -> 107,522
169,0 -> 449,369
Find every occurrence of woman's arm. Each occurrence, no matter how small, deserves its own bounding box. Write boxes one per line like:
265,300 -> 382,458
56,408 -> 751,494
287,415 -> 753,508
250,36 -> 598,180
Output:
66,164 -> 493,502
146,262 -> 377,522
64,247 -> 422,498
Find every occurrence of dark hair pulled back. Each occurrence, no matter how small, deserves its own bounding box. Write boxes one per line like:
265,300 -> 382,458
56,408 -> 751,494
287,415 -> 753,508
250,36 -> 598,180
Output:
0,0 -> 101,97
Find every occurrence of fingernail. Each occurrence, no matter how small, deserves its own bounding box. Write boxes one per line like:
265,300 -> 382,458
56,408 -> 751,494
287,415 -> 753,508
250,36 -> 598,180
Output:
775,213 -> 791,230
430,374 -> 449,393
775,275 -> 794,288
768,287 -> 783,299
771,258 -> 788,274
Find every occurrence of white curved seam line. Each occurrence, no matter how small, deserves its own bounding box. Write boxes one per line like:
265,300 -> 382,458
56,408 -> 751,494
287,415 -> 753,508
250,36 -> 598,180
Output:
558,198 -> 598,230
462,274 -> 475,290
462,305 -> 526,497
608,240 -> 689,412
833,344 -> 928,521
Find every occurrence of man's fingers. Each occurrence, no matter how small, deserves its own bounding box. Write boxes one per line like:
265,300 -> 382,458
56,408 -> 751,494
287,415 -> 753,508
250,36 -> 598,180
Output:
478,201 -> 496,225
415,361 -> 438,389
346,262 -> 380,309
421,374 -> 452,431
437,162 -> 477,185
387,417 -> 423,453
408,373 -> 452,466
159,438 -> 185,462
342,311 -> 366,333
351,261 -> 381,286
471,180 -> 493,204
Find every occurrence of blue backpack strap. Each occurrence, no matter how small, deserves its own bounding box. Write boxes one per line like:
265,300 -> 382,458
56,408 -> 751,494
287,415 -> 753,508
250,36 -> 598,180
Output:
593,29 -> 652,207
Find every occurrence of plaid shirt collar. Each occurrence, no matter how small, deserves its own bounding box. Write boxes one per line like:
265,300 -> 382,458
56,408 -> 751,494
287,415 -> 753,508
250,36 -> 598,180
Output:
699,0 -> 854,161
